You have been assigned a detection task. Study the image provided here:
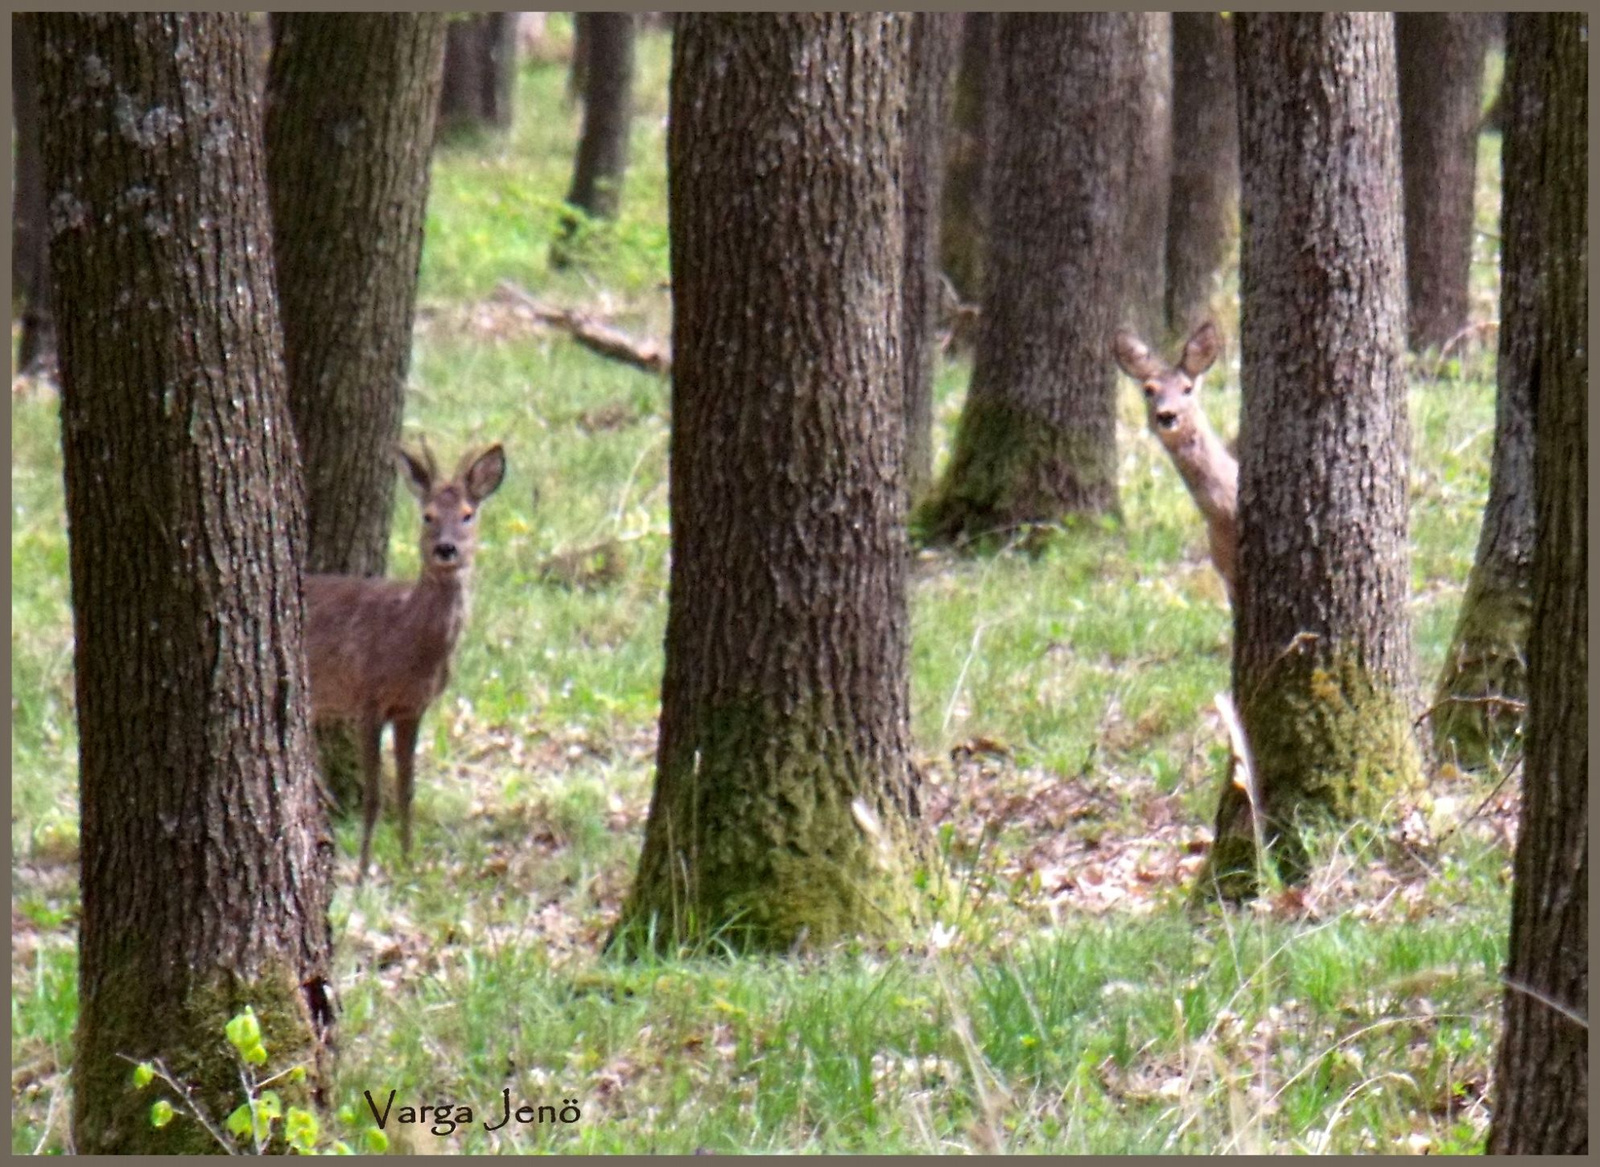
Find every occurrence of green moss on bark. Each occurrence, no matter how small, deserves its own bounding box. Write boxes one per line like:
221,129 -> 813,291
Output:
1431,572 -> 1530,766
617,693 -> 919,955
1198,650 -> 1423,901
914,397 -> 1116,547
75,966 -> 322,1154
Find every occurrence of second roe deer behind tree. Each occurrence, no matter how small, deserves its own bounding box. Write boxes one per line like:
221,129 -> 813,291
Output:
304,441 -> 507,880
1112,321 -> 1238,603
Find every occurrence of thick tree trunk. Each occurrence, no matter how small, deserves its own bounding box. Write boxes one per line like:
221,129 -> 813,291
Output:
266,14 -> 447,578
917,14 -> 1137,545
38,13 -> 333,1152
1430,14 -> 1540,767
938,13 -> 993,306
12,15 -> 53,373
1165,12 -> 1238,339
1487,13 -> 1588,1155
617,14 -> 919,954
902,12 -> 960,505
437,12 -> 518,136
1204,13 -> 1420,896
1123,12 -> 1171,342
1397,14 -> 1490,353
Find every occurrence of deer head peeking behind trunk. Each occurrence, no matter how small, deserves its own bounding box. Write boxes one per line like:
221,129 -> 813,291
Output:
1112,322 -> 1237,603
303,440 -> 507,880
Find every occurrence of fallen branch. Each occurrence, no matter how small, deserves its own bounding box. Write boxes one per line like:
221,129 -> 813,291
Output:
495,281 -> 670,375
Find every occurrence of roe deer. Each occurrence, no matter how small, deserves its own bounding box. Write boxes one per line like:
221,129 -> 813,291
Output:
304,441 -> 507,879
1111,321 -> 1238,602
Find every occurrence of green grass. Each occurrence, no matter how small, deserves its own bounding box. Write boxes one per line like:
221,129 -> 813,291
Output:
12,26 -> 1513,1155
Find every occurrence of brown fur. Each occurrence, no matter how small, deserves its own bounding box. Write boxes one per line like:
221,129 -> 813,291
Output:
304,441 -> 506,879
1112,322 -> 1238,602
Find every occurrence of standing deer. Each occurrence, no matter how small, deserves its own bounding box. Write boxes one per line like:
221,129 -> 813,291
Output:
304,441 -> 507,879
1111,321 -> 1238,602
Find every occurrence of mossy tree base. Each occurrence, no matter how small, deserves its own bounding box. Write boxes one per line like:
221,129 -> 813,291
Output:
914,398 -> 1117,549
1198,652 -> 1423,902
615,694 -> 921,955
1430,573 -> 1530,767
75,968 -> 324,1154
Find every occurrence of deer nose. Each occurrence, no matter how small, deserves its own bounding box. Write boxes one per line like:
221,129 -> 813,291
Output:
434,542 -> 459,563
1156,410 -> 1180,429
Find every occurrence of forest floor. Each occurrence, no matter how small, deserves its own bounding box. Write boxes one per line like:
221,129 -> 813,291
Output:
13,20 -> 1518,1154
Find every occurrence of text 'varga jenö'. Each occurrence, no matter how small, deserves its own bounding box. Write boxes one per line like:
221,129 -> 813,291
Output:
364,1089 -> 582,1136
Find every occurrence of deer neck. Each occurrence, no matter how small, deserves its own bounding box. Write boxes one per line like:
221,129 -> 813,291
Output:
409,567 -> 471,655
1160,413 -> 1237,521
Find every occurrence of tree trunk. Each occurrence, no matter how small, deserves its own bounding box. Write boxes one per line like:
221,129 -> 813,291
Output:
902,12 -> 960,505
552,12 -> 636,268
1165,12 -> 1238,339
562,13 -> 634,221
1430,13 -> 1540,768
12,14 -> 53,373
917,14 -> 1137,546
617,14 -> 919,954
266,14 -> 447,579
1397,13 -> 1491,352
1487,13 -> 1588,1154
38,13 -> 333,1152
437,12 -> 518,136
938,13 -> 993,306
1123,12 -> 1172,342
1204,13 -> 1420,896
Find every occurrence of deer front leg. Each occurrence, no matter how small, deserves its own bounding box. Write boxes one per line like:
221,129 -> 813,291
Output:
356,715 -> 384,882
392,715 -> 421,858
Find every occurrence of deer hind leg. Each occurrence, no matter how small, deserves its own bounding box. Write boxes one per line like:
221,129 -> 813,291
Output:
356,715 -> 385,882
392,715 -> 421,857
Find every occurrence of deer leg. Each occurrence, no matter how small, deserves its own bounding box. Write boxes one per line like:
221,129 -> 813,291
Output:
393,716 -> 421,858
356,715 -> 384,882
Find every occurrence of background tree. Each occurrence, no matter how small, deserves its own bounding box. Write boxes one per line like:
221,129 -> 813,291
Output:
12,14 -> 53,373
1430,14 -> 1540,767
37,13 -> 334,1151
266,14 -> 448,579
1204,12 -> 1421,895
553,13 -> 636,266
266,14 -> 448,809
617,13 -> 920,953
1487,13 -> 1588,1154
917,14 -> 1138,545
938,13 -> 993,308
902,12 -> 960,504
436,12 -> 518,136
1165,12 -> 1238,339
1396,13 -> 1491,352
1122,12 -> 1171,342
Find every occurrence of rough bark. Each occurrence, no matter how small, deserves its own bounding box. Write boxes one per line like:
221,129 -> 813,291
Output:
902,12 -> 960,504
12,14 -> 54,372
436,12 -> 517,136
1165,12 -> 1239,339
917,14 -> 1137,546
1204,13 -> 1421,896
617,14 -> 919,954
938,13 -> 993,305
37,13 -> 333,1152
1123,12 -> 1172,342
1487,13 -> 1588,1154
1397,13 -> 1491,352
1430,14 -> 1540,767
266,14 -> 447,578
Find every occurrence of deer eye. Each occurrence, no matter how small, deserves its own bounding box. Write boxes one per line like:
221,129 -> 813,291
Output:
1143,384 -> 1158,399
461,509 -> 475,524
424,510 -> 438,524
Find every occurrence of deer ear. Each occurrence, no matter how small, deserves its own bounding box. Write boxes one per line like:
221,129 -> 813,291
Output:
1181,322 -> 1222,377
395,445 -> 433,500
1112,329 -> 1159,380
462,444 -> 507,503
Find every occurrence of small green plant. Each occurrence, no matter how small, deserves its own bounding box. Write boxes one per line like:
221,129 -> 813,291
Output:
125,1007 -> 380,1155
